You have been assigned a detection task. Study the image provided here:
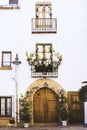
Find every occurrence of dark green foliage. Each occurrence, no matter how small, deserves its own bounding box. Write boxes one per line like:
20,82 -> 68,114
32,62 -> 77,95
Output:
79,84 -> 87,102
35,63 -> 53,72
58,90 -> 68,121
59,107 -> 68,120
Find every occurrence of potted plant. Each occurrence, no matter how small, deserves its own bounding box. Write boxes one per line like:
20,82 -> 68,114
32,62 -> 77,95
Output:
26,50 -> 62,72
58,90 -> 68,126
59,107 -> 68,126
19,96 -> 31,127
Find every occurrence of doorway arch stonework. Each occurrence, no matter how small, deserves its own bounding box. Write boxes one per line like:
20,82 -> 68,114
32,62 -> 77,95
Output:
26,78 -> 67,126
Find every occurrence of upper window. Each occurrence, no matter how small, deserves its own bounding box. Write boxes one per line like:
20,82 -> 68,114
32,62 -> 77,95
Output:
32,2 -> 57,33
35,44 -> 53,73
0,96 -> 12,117
1,51 -> 12,68
36,44 -> 52,63
35,3 -> 52,19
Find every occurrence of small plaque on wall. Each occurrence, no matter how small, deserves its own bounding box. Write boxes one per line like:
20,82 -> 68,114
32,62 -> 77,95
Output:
9,0 -> 18,4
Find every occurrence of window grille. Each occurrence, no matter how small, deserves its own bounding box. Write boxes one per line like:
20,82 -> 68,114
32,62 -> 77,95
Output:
0,96 -> 12,117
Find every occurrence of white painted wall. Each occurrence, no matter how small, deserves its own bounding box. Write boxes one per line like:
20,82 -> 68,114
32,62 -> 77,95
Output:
0,0 -> 87,118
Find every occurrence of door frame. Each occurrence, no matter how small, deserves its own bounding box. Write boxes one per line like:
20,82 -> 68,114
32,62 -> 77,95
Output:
25,78 -> 67,126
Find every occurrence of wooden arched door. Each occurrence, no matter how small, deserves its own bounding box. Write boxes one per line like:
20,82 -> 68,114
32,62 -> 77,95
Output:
33,87 -> 58,123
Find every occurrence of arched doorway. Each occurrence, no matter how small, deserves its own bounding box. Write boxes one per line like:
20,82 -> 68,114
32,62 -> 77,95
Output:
33,87 -> 58,123
26,78 -> 66,125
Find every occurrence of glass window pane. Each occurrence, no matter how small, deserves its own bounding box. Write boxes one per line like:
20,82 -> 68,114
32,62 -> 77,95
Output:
38,53 -> 43,59
2,52 -> 11,67
45,53 -> 51,59
38,45 -> 43,52
3,54 -> 10,66
36,44 -> 52,60
0,97 -> 12,117
45,45 -> 50,52
1,98 -> 5,115
7,98 -> 12,115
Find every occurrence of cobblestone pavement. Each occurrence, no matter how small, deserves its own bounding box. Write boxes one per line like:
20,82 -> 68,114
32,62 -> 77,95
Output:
0,125 -> 87,130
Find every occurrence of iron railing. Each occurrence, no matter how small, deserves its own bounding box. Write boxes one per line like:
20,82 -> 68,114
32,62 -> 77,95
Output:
31,62 -> 58,78
32,18 -> 57,33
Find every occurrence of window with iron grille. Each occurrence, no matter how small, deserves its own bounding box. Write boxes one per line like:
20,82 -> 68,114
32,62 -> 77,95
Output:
32,3 -> 57,33
0,97 -> 12,117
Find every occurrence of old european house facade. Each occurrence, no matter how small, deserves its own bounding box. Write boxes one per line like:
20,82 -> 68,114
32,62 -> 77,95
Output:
0,0 -> 87,126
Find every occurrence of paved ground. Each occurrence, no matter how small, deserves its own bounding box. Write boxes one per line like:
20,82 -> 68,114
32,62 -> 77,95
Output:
0,125 -> 87,130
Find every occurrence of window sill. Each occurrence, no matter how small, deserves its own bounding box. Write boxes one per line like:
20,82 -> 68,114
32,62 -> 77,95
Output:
0,67 -> 12,70
0,5 -> 20,10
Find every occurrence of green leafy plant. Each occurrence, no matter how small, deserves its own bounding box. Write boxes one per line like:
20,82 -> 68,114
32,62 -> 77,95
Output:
58,90 -> 68,121
19,96 -> 32,123
59,107 -> 68,120
79,81 -> 87,102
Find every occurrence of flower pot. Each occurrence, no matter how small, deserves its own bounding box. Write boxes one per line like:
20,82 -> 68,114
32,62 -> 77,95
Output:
24,123 -> 29,128
61,120 -> 67,126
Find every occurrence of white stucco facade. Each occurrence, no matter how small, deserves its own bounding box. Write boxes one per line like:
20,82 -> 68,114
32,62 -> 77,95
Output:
0,0 -> 87,122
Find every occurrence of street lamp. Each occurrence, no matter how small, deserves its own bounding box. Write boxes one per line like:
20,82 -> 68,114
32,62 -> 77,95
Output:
12,53 -> 22,127
12,54 -> 21,65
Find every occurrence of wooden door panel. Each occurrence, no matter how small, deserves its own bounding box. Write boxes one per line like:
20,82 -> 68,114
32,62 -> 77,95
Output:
33,88 -> 58,123
47,100 -> 58,122
34,90 -> 45,123
68,91 -> 84,124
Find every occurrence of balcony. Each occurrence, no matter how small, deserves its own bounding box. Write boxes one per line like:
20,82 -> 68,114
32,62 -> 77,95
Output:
26,52 -> 62,78
30,61 -> 58,78
32,18 -> 57,33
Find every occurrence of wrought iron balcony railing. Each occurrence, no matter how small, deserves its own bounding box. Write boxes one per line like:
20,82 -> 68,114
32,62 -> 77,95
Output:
32,18 -> 57,33
30,61 -> 58,78
26,47 -> 62,78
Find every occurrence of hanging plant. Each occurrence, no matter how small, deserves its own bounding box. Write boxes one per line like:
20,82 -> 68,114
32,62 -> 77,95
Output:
54,52 -> 62,62
26,52 -> 34,61
26,48 -> 62,74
